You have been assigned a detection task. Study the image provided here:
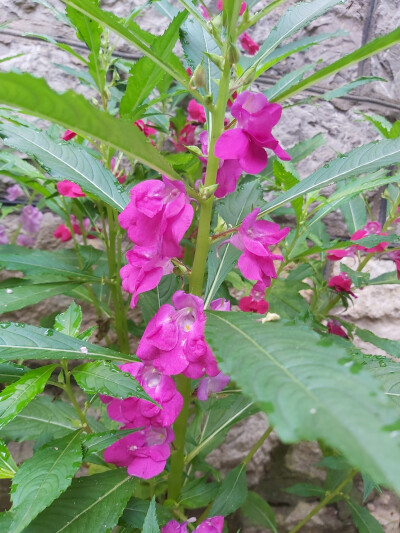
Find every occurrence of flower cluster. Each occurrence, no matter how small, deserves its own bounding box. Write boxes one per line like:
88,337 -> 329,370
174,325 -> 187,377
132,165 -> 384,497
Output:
53,215 -> 96,242
162,516 -> 224,533
0,203 -> 44,247
327,221 -> 388,260
119,177 -> 193,308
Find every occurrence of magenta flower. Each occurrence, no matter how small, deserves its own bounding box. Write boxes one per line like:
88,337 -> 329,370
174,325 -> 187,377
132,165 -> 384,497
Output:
210,297 -> 231,311
326,247 -> 355,261
239,282 -> 269,314
239,32 -> 259,55
17,234 -> 35,247
229,208 -> 289,288
0,225 -> 9,245
6,184 -> 24,202
110,157 -> 127,185
351,221 -> 388,253
197,372 -> 230,401
61,130 -> 77,141
388,250 -> 400,279
200,5 -> 210,19
328,272 -> 356,297
137,291 -> 219,379
121,247 -> 173,309
104,426 -> 174,479
20,205 -> 43,234
54,224 -> 72,242
162,517 -> 224,533
172,124 -> 196,152
327,320 -> 349,339
215,91 -> 290,175
102,362 -> 183,428
188,99 -> 206,124
119,177 -> 193,258
57,180 -> 85,198
135,120 -> 156,137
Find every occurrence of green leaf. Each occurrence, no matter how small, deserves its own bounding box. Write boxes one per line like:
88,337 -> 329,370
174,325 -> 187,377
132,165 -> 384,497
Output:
82,429 -> 139,461
360,113 -> 400,140
322,76 -> 385,101
354,327 -> 400,358
285,483 -> 326,498
120,13 -> 186,118
178,477 -> 219,509
0,125 -> 129,211
260,137 -> 400,216
143,497 -> 160,533
346,500 -> 384,533
0,322 -> 134,363
0,365 -> 57,429
340,196 -> 367,234
0,282 -> 81,314
121,498 -> 171,529
362,473 -> 381,501
0,439 -> 17,479
1,396 -> 79,442
139,274 -> 181,324
0,72 -> 180,180
242,0 -> 344,72
209,464 -> 248,517
357,356 -> 400,408
340,264 -> 370,289
0,362 -> 29,384
241,491 -> 277,533
273,26 -> 400,103
0,245 -> 101,281
267,279 -> 309,318
25,469 -> 135,533
264,63 -> 315,101
72,361 -> 154,402
9,431 -> 83,533
205,313 -> 400,495
54,302 -> 82,337
204,178 -> 263,307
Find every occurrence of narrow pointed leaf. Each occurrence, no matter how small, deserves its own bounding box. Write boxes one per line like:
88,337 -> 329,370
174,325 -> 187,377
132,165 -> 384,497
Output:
0,323 -> 134,363
121,498 -> 171,529
25,469 -> 135,533
54,303 -> 82,338
264,63 -> 315,101
322,76 -> 385,101
209,464 -> 247,516
0,72 -> 180,180
205,312 -> 400,495
346,500 -> 384,533
0,439 -> 17,479
9,431 -> 83,533
143,497 -> 160,533
241,491 -> 277,533
0,362 -> 29,384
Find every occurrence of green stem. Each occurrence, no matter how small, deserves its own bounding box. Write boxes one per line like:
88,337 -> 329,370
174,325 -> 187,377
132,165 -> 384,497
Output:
288,470 -> 356,533
239,0 -> 289,33
62,362 -> 92,432
242,426 -> 273,466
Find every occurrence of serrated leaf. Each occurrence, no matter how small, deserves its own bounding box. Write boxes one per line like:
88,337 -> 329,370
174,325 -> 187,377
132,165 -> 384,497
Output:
354,327 -> 400,358
0,439 -> 17,479
0,362 -> 29,384
322,76 -> 385,101
24,469 -> 135,533
340,196 -> 367,235
0,125 -> 129,211
205,313 -> 400,495
72,361 -> 154,402
265,63 -> 315,101
0,322 -> 134,363
261,137 -> 400,217
346,500 -> 384,533
139,274 -> 181,324
204,179 -> 263,307
54,302 -> 82,337
241,491 -> 277,532
143,497 -> 160,533
0,365 -> 57,429
0,72 -> 180,181
9,431 -> 83,533
121,498 -> 171,529
0,282 -> 81,315
362,472 -> 381,501
209,464 -> 248,516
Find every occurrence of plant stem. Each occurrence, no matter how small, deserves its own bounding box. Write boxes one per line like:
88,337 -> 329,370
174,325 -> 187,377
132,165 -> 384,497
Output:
239,0 -> 289,33
62,362 -> 92,432
288,470 -> 356,533
242,426 -> 273,466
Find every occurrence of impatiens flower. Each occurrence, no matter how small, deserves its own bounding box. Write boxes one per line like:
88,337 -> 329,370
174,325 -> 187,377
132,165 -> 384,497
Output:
328,272 -> 356,297
215,91 -> 290,176
6,184 -> 24,202
187,99 -> 206,124
111,156 -> 127,185
239,281 -> 269,314
200,5 -> 211,19
239,32 -> 259,55
326,247 -> 355,261
57,180 -> 85,198
209,297 -> 231,311
162,517 -> 224,533
0,225 -> 8,245
104,426 -> 174,479
172,124 -> 196,152
54,224 -> 72,242
388,250 -> 400,279
327,320 -> 349,339
229,208 -> 289,288
218,0 -> 246,15
351,221 -> 388,253
197,372 -> 230,401
16,234 -> 35,247
137,291 -> 219,379
102,362 -> 183,428
62,130 -> 77,141
227,91 -> 238,109
135,119 -> 156,137
120,247 -> 173,309
20,205 -> 43,234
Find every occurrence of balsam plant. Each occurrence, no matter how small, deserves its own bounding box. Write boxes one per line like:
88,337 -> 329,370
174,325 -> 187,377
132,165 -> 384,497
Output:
0,0 -> 400,531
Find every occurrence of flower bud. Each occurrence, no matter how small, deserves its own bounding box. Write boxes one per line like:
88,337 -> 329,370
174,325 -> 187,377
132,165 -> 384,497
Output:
227,44 -> 240,65
190,64 -> 207,90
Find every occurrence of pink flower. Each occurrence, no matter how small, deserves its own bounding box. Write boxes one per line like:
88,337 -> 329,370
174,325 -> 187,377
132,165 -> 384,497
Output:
351,221 -> 388,253
210,297 -> 231,311
388,250 -> 400,279
54,224 -> 72,242
57,180 -> 85,198
137,291 -> 218,379
104,426 -> 174,479
239,281 -> 269,314
111,157 -> 127,185
62,130 -> 77,141
119,177 -> 193,259
162,517 -> 224,533
135,120 -> 156,137
239,32 -> 259,55
229,208 -> 289,288
0,225 -> 9,245
326,247 -> 355,261
227,91 -> 238,109
186,67 -> 192,77
197,372 -> 230,401
16,234 -> 35,247
102,362 -> 183,428
188,99 -> 206,124
20,205 -> 43,234
6,184 -> 24,202
173,124 -> 196,152
328,272 -> 356,297
215,91 -> 290,175
200,5 -> 210,19
218,0 -> 246,15
327,320 -> 349,339
121,247 -> 173,309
